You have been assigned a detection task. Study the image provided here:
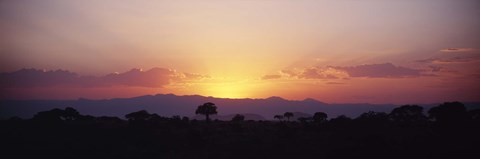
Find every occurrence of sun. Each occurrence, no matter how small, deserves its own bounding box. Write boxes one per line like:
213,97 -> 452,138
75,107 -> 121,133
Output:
208,83 -> 247,99
202,81 -> 255,99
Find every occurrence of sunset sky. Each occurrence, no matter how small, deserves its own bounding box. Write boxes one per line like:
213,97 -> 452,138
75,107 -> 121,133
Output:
1,0 -> 479,104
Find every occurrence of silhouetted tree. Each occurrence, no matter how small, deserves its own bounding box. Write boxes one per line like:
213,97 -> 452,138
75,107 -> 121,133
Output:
389,105 -> 426,123
357,111 -> 388,121
7,100 -> 480,159
468,109 -> 480,121
195,102 -> 218,122
356,111 -> 389,128
169,115 -> 183,125
33,107 -> 82,122
313,112 -> 328,123
125,110 -> 151,121
182,116 -> 190,122
149,113 -> 168,122
274,115 -> 284,121
96,116 -> 124,124
78,115 -> 96,121
63,107 -> 80,121
172,115 -> 181,121
298,117 -> 312,124
284,112 -> 294,121
231,114 -> 245,122
329,115 -> 352,126
331,115 -> 351,121
428,102 -> 467,124
8,116 -> 23,121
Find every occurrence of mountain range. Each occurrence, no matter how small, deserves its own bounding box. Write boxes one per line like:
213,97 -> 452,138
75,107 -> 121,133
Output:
1,94 -> 478,120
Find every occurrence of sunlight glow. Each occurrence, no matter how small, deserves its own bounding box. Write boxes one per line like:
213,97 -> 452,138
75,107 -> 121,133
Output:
202,81 -> 256,99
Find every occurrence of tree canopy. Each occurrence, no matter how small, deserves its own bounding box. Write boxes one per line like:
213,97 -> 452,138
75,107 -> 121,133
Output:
195,102 -> 218,121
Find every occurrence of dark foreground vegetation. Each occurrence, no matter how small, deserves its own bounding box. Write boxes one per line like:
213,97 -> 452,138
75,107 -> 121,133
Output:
1,102 -> 479,159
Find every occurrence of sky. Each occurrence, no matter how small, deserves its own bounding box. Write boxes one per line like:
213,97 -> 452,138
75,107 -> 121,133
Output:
1,0 -> 479,104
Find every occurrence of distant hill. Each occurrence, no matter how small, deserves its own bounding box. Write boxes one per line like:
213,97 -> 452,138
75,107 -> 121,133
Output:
1,94 -> 479,120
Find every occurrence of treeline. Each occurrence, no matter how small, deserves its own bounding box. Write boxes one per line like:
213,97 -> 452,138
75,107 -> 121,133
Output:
9,101 -> 480,126
1,101 -> 479,159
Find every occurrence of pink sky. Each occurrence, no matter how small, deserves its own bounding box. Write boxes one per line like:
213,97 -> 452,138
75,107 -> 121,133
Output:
1,0 -> 479,104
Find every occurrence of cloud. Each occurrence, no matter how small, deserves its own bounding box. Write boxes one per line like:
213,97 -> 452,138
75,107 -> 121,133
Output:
280,69 -> 299,77
261,74 -> 282,80
0,69 -> 79,88
428,66 -> 443,72
299,67 -> 349,79
181,73 -> 211,80
326,82 -> 346,85
0,67 -> 207,88
100,68 -> 175,87
266,63 -> 425,80
268,67 -> 349,80
434,57 -> 479,64
416,57 -> 480,64
333,63 -> 423,78
470,73 -> 480,79
440,48 -> 479,53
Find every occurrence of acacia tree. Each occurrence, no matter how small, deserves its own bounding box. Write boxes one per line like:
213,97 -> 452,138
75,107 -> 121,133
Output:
389,105 -> 426,123
313,112 -> 328,123
357,111 -> 389,121
125,110 -> 152,121
195,102 -> 218,122
274,115 -> 284,121
428,101 -> 467,124
33,107 -> 81,121
469,109 -> 480,121
284,112 -> 294,121
231,114 -> 245,122
63,107 -> 80,121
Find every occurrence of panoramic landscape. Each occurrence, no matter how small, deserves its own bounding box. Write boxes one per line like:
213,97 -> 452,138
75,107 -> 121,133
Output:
1,0 -> 480,159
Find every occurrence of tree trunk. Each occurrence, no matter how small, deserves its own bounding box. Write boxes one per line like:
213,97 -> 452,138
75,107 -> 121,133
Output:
206,114 -> 210,122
